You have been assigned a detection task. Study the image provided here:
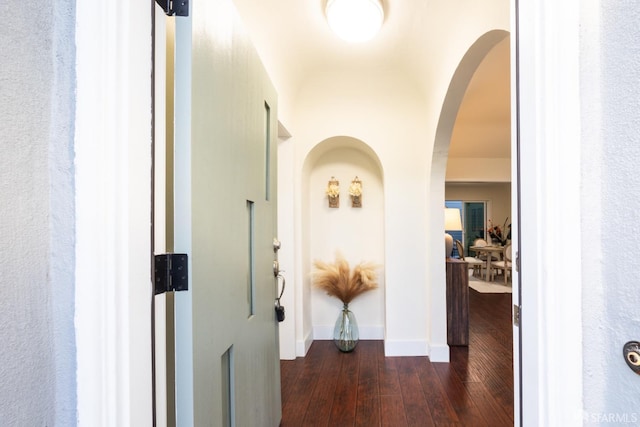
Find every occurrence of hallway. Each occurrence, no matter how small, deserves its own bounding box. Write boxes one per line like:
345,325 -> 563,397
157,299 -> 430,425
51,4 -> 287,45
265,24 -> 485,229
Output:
280,290 -> 514,426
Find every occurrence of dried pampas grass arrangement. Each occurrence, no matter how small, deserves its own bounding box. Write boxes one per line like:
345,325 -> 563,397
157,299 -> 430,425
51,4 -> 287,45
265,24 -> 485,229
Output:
312,253 -> 379,304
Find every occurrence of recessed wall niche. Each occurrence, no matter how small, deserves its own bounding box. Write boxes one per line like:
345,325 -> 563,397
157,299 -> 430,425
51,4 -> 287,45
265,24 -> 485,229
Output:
303,136 -> 385,341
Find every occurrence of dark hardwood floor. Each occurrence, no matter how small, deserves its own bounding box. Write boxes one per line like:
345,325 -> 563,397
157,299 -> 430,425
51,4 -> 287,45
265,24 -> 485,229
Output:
280,289 -> 514,426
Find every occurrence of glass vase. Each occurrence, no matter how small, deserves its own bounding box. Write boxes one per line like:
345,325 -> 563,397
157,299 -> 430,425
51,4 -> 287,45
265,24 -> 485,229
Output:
333,303 -> 359,352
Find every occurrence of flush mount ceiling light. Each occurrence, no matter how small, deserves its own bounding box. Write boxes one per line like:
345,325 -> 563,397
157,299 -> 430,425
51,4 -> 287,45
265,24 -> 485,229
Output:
325,0 -> 384,43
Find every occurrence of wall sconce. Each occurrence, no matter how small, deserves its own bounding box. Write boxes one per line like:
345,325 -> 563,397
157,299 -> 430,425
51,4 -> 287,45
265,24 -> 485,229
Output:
326,176 -> 340,208
349,176 -> 362,208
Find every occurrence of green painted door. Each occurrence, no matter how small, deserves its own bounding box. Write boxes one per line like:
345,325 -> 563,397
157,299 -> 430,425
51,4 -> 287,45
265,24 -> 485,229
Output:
173,0 -> 281,425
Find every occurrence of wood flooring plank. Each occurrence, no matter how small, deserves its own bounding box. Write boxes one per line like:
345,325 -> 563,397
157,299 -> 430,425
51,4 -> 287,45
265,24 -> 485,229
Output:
380,394 -> 408,427
355,341 -> 380,426
280,358 -> 305,407
301,342 -> 344,426
396,357 -> 435,427
464,380 -> 513,427
281,341 -> 332,426
378,356 -> 402,396
433,362 -> 489,426
328,346 -> 360,426
413,358 -> 462,426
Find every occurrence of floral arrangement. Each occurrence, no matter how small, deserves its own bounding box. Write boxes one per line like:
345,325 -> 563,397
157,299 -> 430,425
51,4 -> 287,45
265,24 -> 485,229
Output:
312,253 -> 378,304
487,217 -> 511,245
348,178 -> 362,197
326,178 -> 340,198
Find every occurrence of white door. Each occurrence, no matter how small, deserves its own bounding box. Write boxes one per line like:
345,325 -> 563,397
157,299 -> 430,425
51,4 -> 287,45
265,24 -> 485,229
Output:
172,0 -> 281,425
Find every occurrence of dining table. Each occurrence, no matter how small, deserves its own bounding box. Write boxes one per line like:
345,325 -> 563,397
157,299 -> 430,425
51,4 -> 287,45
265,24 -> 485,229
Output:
469,245 -> 504,282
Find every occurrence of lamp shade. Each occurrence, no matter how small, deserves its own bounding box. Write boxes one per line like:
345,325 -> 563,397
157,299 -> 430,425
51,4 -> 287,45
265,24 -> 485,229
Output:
444,208 -> 463,231
326,0 -> 384,43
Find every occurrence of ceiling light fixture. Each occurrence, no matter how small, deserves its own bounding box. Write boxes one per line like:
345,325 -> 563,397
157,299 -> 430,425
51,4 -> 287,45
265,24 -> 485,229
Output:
325,0 -> 384,43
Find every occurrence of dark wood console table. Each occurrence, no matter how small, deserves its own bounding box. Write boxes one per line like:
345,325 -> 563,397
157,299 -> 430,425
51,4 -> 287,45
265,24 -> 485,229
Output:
446,258 -> 469,346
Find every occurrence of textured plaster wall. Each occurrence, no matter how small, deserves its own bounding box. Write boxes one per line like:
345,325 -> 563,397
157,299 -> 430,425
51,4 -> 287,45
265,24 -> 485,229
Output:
0,1 -> 76,425
581,1 -> 640,421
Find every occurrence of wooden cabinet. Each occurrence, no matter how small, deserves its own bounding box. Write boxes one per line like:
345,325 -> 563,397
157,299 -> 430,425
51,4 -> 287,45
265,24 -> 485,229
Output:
446,258 -> 469,346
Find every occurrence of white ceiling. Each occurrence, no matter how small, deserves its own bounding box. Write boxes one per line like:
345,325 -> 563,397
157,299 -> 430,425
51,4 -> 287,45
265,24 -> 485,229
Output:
232,0 -> 511,160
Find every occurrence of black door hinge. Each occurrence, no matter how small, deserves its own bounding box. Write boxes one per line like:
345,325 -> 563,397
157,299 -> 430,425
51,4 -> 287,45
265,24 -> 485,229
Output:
154,253 -> 189,295
155,0 -> 189,17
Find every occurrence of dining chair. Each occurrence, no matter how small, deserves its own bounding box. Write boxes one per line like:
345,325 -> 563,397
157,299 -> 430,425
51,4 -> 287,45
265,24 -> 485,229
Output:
490,243 -> 512,284
456,239 -> 484,277
473,238 -> 488,247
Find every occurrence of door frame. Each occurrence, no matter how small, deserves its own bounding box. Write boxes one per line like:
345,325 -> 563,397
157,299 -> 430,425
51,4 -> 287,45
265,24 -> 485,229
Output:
74,0 -> 153,425
514,0 -> 583,424
73,0 -> 584,424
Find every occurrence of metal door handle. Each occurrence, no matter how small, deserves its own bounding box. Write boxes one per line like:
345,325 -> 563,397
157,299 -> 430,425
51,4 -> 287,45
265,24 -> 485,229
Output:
276,274 -> 285,301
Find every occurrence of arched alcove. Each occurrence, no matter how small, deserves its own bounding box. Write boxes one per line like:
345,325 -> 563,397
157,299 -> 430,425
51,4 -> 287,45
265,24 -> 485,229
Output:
301,136 -> 385,344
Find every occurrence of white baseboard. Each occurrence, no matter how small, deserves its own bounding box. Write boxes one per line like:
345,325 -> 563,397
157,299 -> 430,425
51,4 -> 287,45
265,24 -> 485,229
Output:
312,325 -> 384,340
295,329 -> 313,357
428,343 -> 450,362
383,339 -> 429,357
297,331 -> 450,362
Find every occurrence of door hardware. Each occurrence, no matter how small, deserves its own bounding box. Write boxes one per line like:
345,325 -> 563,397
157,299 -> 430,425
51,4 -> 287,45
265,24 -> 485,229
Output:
154,253 -> 188,294
155,0 -> 189,16
275,273 -> 286,322
513,304 -> 521,327
623,341 -> 640,374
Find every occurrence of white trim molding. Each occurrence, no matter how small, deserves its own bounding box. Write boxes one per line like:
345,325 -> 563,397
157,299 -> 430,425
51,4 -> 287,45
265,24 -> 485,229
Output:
296,329 -> 314,357
516,0 -> 583,424
428,343 -> 450,363
384,340 -> 430,358
75,1 -> 153,425
312,325 -> 384,340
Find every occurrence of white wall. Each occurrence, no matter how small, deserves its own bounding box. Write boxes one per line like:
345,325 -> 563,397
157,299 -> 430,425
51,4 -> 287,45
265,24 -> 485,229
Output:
581,1 -> 640,421
0,1 -> 76,425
